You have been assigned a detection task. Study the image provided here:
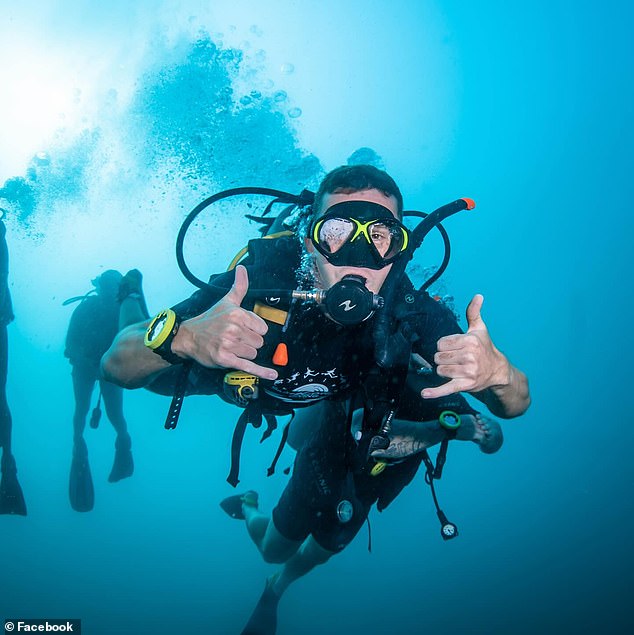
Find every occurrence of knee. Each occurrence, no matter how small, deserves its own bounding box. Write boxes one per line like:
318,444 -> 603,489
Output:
301,537 -> 337,565
309,548 -> 335,566
259,534 -> 300,564
73,408 -> 89,424
261,551 -> 286,565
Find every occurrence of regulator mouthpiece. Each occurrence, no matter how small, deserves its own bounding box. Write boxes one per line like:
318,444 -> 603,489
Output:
290,275 -> 382,326
322,275 -> 383,326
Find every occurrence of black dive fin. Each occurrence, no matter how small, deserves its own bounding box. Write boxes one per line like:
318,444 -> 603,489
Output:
108,433 -> 134,483
241,579 -> 280,635
220,491 -> 258,520
69,440 -> 94,512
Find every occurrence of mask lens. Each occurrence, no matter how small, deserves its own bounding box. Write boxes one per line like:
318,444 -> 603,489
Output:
368,221 -> 405,259
317,218 -> 356,254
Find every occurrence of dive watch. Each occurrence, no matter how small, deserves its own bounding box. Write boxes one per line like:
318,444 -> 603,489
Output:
145,309 -> 184,364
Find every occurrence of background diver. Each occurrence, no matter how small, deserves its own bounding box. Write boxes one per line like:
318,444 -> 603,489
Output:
64,269 -> 146,512
0,208 -> 27,516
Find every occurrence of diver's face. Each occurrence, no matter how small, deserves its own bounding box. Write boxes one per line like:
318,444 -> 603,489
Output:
306,188 -> 400,294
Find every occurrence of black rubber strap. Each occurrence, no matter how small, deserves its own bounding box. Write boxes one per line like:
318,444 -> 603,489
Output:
164,362 -> 192,430
227,409 -> 250,487
266,414 -> 293,477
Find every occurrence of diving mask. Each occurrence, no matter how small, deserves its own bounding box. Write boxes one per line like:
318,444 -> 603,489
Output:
310,201 -> 410,270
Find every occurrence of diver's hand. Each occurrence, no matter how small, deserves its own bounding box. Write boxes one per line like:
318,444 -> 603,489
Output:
172,265 -> 278,380
421,294 -> 510,399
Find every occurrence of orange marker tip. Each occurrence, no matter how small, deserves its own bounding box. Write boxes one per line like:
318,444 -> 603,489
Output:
462,197 -> 476,210
272,343 -> 289,366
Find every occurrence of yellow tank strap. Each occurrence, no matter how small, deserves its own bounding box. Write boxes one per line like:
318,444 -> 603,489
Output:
253,302 -> 287,325
226,230 -> 295,271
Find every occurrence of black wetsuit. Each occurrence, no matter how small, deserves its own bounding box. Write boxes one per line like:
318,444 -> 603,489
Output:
65,292 -> 128,443
162,235 -> 477,551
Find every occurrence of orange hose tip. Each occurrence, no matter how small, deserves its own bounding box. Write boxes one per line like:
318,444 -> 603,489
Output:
462,197 -> 476,210
272,343 -> 289,366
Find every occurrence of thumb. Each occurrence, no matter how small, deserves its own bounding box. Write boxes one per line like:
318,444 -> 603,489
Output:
225,264 -> 250,306
466,293 -> 486,332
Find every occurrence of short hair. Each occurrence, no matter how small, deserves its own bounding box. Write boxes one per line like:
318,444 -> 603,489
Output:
312,165 -> 403,219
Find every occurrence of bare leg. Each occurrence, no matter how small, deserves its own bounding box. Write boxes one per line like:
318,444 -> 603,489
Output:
100,379 -> 128,437
71,364 -> 96,443
69,363 -> 96,511
243,504 -> 302,565
239,506 -> 335,635
118,269 -> 149,330
269,535 -> 335,597
100,379 -> 133,482
0,326 -> 12,453
0,325 -> 26,515
241,501 -> 336,596
119,296 -> 148,330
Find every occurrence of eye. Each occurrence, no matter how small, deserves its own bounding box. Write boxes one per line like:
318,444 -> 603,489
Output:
370,224 -> 390,242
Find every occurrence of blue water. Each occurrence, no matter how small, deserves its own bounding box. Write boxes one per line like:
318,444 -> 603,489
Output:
1,1 -> 632,634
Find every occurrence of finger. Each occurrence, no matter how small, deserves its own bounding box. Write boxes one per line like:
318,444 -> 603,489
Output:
466,294 -> 485,332
230,356 -> 278,381
421,379 -> 463,399
434,349 -> 470,365
229,342 -> 261,361
436,333 -> 467,352
234,329 -> 265,350
221,313 -> 267,345
240,309 -> 269,337
224,265 -> 250,306
436,362 -> 477,382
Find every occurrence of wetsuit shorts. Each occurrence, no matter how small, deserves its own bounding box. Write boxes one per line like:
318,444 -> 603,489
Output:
272,401 -> 424,553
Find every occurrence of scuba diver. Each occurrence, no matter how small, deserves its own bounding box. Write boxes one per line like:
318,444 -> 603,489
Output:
101,165 -> 530,634
64,269 -> 146,512
0,209 -> 27,516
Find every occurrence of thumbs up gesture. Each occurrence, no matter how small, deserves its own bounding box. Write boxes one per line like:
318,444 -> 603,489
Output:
421,294 -> 510,400
172,265 -> 278,380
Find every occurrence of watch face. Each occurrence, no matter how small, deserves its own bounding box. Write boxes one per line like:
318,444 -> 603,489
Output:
148,313 -> 168,343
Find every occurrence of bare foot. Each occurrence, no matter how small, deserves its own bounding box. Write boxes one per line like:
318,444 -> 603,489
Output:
456,415 -> 503,454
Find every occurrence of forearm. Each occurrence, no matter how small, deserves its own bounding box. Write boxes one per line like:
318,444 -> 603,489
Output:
101,320 -> 172,388
473,362 -> 530,419
371,414 -> 488,460
381,419 -> 447,458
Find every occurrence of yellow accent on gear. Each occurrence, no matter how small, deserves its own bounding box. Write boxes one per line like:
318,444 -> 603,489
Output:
370,461 -> 387,476
144,309 -> 177,350
253,302 -> 288,325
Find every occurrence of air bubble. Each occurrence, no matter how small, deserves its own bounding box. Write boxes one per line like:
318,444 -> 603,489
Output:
280,63 -> 295,74
34,151 -> 51,166
288,107 -> 302,118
